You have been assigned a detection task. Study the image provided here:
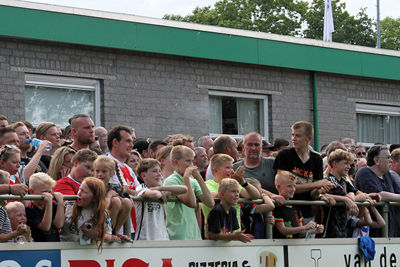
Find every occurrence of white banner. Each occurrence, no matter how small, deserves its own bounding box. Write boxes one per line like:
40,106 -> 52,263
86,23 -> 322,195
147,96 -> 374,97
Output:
61,245 -> 284,267
288,243 -> 398,267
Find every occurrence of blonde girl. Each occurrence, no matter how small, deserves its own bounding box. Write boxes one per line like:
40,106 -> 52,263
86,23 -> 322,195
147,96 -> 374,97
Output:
93,156 -> 132,240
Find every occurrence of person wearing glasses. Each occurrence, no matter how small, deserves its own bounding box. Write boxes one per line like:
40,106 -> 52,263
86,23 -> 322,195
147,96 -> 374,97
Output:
354,145 -> 400,237
355,145 -> 367,159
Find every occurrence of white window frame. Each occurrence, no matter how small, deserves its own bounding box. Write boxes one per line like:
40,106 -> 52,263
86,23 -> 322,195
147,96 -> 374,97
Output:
208,90 -> 269,141
356,103 -> 400,147
25,74 -> 101,127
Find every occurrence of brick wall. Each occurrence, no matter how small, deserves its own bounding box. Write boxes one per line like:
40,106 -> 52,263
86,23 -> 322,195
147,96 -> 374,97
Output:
1,37 -> 399,147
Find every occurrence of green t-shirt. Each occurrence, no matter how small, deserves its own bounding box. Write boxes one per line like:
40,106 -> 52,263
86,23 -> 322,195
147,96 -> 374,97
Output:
164,171 -> 203,240
202,179 -> 242,232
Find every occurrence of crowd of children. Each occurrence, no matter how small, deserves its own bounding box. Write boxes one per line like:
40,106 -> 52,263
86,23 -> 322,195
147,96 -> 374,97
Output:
0,114 -> 396,247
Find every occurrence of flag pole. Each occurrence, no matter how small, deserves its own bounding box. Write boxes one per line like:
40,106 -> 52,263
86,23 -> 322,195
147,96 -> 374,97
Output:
377,0 -> 381,48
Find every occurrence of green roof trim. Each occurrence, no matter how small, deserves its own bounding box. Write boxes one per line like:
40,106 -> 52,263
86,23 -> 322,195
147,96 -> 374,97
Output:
1,4 -> 400,81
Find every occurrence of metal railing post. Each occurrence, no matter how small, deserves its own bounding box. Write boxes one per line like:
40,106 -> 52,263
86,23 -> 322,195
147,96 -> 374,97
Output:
265,211 -> 273,239
382,202 -> 389,238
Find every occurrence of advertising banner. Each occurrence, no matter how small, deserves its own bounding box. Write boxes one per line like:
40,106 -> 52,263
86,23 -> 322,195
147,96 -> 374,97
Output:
288,243 -> 398,267
61,246 -> 283,267
0,250 -> 60,267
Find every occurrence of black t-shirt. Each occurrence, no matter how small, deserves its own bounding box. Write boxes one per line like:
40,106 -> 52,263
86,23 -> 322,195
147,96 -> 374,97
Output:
207,203 -> 239,236
241,203 -> 265,239
323,174 -> 358,238
273,148 -> 323,217
273,204 -> 303,239
26,202 -> 60,242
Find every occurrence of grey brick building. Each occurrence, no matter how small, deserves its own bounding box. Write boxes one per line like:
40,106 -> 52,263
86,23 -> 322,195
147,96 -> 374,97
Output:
0,0 -> 399,149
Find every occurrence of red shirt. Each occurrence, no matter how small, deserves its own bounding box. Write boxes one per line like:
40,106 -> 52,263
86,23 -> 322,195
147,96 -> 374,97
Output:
53,176 -> 80,195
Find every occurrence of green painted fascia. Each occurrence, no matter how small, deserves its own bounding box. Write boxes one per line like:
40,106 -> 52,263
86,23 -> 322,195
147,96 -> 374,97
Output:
1,5 -> 400,81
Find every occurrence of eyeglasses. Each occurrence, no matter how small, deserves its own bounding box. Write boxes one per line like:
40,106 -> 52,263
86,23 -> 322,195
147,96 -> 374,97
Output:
356,152 -> 366,156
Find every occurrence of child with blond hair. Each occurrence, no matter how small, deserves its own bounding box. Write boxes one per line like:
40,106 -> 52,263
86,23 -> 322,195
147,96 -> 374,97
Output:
26,172 -> 65,241
93,155 -> 132,240
207,178 -> 253,243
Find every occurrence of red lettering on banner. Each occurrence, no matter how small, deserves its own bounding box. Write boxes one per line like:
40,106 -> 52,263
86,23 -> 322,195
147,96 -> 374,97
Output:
69,258 -> 172,267
106,259 -> 115,267
69,260 -> 100,267
122,259 -> 149,267
162,258 -> 173,267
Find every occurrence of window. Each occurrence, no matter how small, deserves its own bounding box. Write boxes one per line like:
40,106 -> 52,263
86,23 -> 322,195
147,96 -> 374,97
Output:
25,74 -> 100,127
356,103 -> 400,145
209,91 -> 268,139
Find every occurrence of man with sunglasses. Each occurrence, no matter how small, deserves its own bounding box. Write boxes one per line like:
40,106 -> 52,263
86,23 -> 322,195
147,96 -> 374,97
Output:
354,145 -> 400,237
355,145 -> 367,159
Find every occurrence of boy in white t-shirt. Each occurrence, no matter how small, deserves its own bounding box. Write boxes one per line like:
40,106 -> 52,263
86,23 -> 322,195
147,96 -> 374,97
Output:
135,159 -> 187,240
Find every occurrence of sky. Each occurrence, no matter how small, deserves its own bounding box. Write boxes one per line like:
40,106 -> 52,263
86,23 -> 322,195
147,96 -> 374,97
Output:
24,0 -> 399,21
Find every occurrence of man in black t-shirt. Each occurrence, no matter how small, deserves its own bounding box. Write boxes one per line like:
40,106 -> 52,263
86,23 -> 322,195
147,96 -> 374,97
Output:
273,121 -> 333,220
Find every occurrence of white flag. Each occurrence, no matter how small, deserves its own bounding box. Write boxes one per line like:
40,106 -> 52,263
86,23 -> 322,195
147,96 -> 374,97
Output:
323,0 -> 334,42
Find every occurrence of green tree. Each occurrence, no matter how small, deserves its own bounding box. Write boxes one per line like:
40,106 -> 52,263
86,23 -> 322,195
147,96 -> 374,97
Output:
380,17 -> 400,50
163,0 -> 308,37
304,0 -> 375,47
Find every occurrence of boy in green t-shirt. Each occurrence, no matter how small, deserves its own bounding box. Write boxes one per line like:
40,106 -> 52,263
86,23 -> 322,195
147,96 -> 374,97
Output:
164,145 -> 214,240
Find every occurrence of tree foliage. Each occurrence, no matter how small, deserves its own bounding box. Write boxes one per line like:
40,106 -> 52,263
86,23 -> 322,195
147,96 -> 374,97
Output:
304,0 -> 375,47
164,0 -> 308,36
380,17 -> 400,50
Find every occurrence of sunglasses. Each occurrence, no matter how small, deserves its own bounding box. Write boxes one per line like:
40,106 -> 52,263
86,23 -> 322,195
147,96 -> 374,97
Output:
0,144 -> 18,158
356,152 -> 366,156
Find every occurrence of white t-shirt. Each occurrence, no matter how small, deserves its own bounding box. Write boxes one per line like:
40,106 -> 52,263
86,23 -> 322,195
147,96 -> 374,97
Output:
134,184 -> 169,240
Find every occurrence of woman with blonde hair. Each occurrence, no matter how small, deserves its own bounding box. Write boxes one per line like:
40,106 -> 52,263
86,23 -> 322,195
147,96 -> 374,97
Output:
48,146 -> 76,180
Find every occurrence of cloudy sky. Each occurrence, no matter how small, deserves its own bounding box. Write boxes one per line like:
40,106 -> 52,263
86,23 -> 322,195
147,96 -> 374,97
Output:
25,0 -> 399,20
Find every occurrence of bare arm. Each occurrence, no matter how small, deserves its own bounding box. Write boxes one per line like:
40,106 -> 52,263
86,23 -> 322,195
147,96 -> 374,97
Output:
323,193 -> 359,216
369,206 -> 386,229
232,166 -> 260,200
208,230 -> 253,243
23,141 -> 51,182
295,179 -> 334,194
176,167 -> 197,208
0,184 -> 28,197
150,185 -> 187,195
52,192 -> 65,229
193,170 -> 214,208
36,193 -> 53,232
379,191 -> 400,202
252,195 -> 275,213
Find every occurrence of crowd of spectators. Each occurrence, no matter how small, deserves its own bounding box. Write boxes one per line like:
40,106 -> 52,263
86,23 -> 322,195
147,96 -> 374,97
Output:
0,113 -> 399,246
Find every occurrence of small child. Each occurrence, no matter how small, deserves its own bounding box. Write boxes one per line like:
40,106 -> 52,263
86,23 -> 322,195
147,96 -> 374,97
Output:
53,149 -> 98,195
135,159 -> 187,240
25,173 -> 65,242
0,170 -> 30,242
273,171 -> 323,238
207,178 -> 253,243
93,156 -> 132,240
164,145 -> 214,240
5,201 -> 32,242
202,154 -> 260,233
62,177 -> 121,249
347,206 -> 386,238
241,178 -> 275,239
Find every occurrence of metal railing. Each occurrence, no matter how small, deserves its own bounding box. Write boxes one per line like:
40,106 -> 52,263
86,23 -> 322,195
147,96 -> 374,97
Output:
1,195 -> 397,239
